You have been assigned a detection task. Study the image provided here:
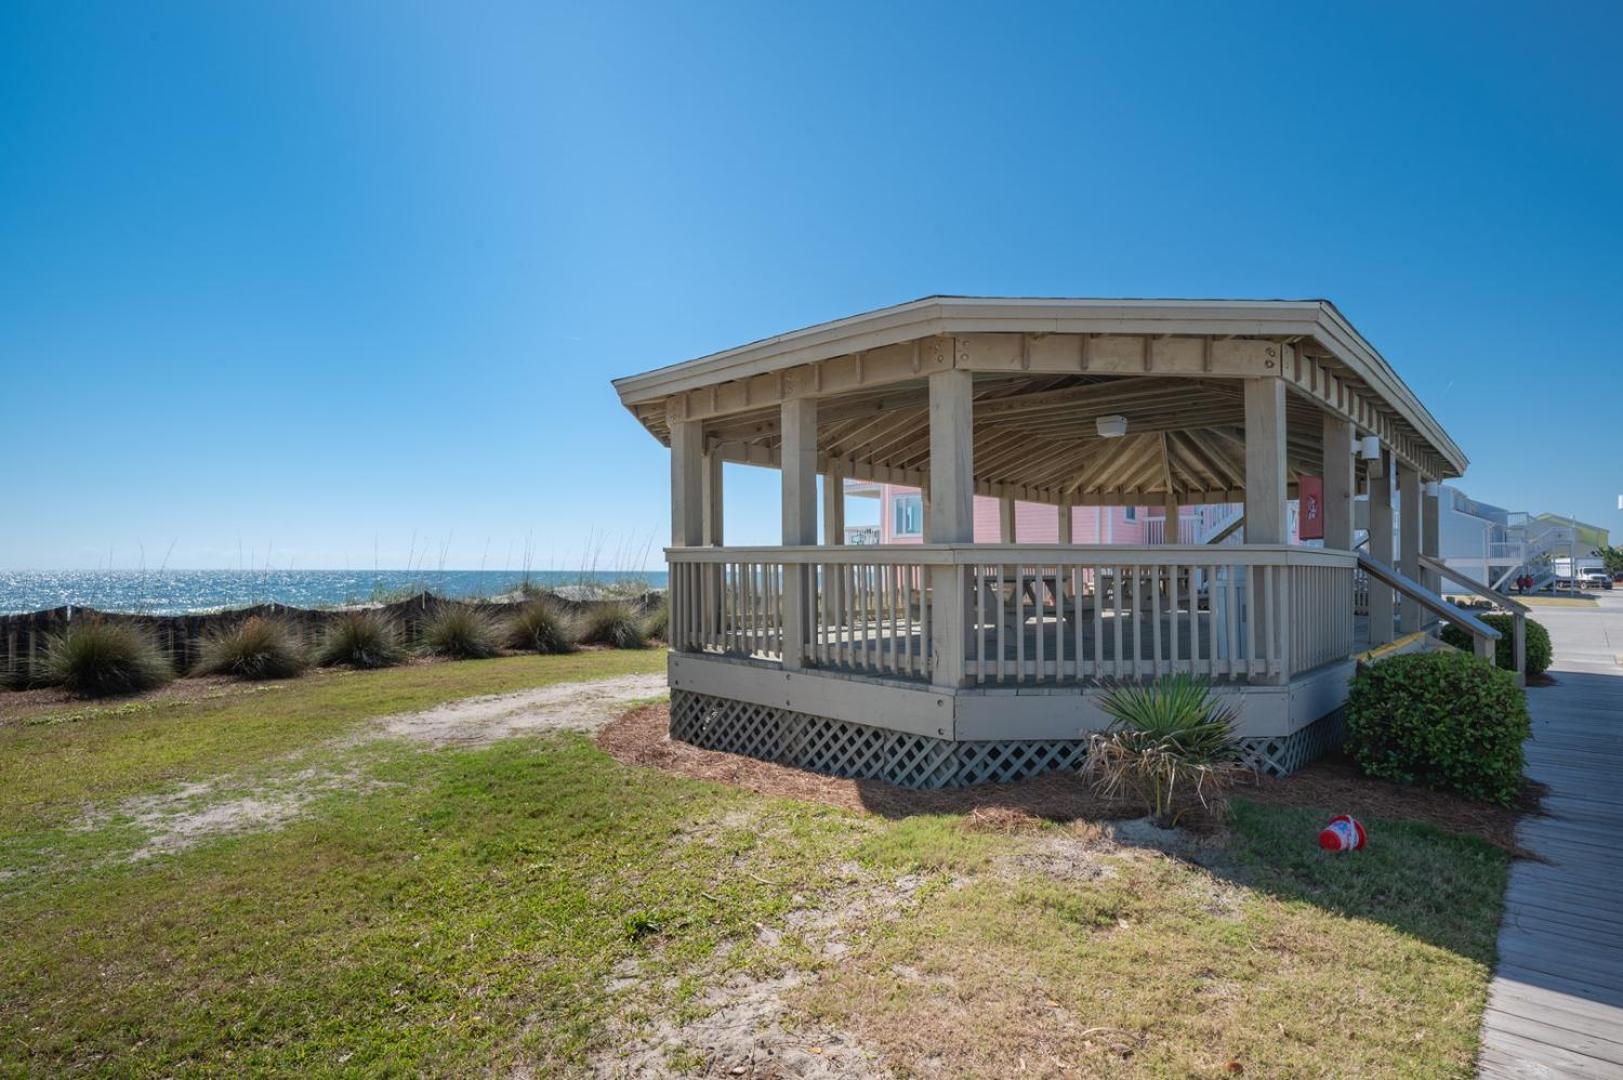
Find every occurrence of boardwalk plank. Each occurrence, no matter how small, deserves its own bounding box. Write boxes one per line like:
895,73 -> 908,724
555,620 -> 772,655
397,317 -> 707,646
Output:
1479,597 -> 1623,1078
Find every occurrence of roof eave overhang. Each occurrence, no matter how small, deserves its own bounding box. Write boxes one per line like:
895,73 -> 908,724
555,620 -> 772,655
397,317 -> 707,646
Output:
613,296 -> 1468,476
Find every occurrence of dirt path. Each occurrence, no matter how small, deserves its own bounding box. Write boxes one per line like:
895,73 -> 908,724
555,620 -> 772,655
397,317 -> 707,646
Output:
376,672 -> 667,746
76,673 -> 670,864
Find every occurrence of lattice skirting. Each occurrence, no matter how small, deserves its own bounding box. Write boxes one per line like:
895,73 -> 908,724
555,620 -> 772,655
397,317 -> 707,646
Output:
669,689 -> 1086,789
1235,708 -> 1346,777
671,690 -> 1340,788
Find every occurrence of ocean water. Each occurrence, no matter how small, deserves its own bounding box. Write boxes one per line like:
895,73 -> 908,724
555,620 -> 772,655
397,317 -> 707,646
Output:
0,569 -> 668,616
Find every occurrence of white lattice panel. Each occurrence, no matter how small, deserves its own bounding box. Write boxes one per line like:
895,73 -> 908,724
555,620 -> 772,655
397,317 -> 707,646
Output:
1236,709 -> 1345,776
670,690 -> 1085,789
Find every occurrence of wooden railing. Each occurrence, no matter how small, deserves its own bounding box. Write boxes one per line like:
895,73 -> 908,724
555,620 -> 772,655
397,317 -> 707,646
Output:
1419,553 -> 1526,685
668,545 -> 1358,687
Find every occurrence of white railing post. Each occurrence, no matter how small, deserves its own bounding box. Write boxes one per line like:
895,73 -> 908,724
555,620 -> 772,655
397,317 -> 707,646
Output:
927,366 -> 974,688
780,398 -> 817,669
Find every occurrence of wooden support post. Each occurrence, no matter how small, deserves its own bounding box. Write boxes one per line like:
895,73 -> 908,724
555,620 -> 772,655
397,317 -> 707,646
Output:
1322,416 -> 1356,551
1421,482 -> 1441,594
1367,449 -> 1395,644
999,495 -> 1016,543
1163,492 -> 1180,544
780,397 -> 817,669
1057,499 -> 1072,544
702,449 -> 724,546
1243,378 -> 1287,544
1398,462 -> 1421,633
822,463 -> 845,546
1513,612 -> 1527,687
927,368 -> 973,689
669,418 -> 703,548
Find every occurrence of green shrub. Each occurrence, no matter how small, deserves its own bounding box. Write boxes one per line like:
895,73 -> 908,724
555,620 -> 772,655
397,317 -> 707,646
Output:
642,596 -> 669,642
317,610 -> 408,669
421,605 -> 502,660
506,600 -> 578,655
1346,650 -> 1529,805
38,619 -> 173,697
579,602 -> 648,650
1440,614 -> 1552,678
195,616 -> 308,680
1082,675 -> 1244,825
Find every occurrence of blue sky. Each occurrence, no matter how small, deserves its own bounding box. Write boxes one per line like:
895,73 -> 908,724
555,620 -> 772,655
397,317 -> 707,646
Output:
4,2 -> 1620,571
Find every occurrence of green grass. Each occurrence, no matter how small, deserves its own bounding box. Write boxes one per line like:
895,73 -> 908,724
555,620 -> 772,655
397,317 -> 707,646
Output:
0,650 -> 665,830
0,655 -> 1509,1077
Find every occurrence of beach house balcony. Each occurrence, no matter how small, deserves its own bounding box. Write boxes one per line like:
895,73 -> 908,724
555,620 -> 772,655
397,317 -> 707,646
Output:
613,297 -> 1482,787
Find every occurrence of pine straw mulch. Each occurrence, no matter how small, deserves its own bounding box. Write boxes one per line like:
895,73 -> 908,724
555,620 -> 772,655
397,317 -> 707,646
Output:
598,703 -> 1537,855
597,703 -> 1147,824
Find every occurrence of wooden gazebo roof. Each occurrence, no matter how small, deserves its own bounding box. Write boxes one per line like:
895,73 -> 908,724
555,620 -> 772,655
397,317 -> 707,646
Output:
613,297 -> 1467,506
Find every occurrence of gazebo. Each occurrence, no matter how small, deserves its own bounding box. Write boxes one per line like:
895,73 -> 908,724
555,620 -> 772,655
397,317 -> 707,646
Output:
613,297 -> 1482,787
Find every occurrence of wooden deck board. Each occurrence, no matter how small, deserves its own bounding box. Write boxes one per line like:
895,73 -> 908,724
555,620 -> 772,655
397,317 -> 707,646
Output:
1480,594 -> 1623,1078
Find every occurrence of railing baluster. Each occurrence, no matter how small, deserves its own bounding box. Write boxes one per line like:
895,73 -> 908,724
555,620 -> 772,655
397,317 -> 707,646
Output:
975,565 -> 986,684
1224,565 -> 1237,679
1092,565 -> 1103,683
1150,563 -> 1163,677
996,564 -> 1007,683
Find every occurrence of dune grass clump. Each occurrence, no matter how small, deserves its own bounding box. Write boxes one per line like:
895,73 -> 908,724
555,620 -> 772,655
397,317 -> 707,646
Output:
195,616 -> 308,681
580,601 -> 648,650
421,605 -> 503,661
317,610 -> 408,670
506,600 -> 578,655
38,619 -> 174,698
642,596 -> 669,643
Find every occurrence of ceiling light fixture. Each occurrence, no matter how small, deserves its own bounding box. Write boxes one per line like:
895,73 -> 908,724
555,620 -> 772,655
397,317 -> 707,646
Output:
1096,415 -> 1128,438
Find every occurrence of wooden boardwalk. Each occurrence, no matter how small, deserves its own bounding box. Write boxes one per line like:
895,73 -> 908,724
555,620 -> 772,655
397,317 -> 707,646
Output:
1480,593 -> 1623,1078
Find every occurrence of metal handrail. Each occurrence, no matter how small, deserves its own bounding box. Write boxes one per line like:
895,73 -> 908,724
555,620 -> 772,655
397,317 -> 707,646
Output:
1357,554 -> 1501,663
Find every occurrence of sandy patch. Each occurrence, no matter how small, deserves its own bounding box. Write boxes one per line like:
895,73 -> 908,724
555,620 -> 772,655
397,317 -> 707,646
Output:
597,971 -> 880,1078
64,674 -> 669,866
376,673 -> 666,747
591,811 -> 911,1078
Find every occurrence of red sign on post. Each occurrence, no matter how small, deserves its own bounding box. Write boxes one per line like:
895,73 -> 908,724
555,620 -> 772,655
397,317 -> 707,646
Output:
1299,475 -> 1324,541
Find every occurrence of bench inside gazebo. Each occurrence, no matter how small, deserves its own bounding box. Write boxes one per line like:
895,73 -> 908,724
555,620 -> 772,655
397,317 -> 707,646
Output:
614,297 -> 1486,788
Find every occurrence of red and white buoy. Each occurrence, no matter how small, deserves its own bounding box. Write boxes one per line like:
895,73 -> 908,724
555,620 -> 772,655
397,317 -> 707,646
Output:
1318,814 -> 1367,852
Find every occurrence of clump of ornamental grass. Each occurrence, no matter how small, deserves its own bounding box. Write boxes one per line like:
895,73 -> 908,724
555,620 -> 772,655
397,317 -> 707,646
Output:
420,605 -> 503,660
194,616 -> 308,680
1082,674 -> 1245,827
642,596 -> 670,643
580,601 -> 648,650
38,619 -> 174,698
506,600 -> 578,655
317,610 -> 408,669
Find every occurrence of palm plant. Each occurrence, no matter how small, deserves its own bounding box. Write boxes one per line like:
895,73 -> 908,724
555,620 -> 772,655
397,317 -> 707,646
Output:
1082,675 -> 1244,826
317,610 -> 408,669
194,616 -> 308,680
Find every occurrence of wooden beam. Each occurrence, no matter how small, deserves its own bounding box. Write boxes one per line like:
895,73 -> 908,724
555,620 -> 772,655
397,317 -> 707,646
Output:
927,368 -> 973,688
702,449 -> 724,546
1322,415 -> 1356,551
780,397 -> 818,546
780,397 -> 817,672
822,461 -> 845,546
1243,378 -> 1287,544
1398,461 -> 1422,633
1367,450 -> 1395,645
927,369 -> 975,543
669,417 -> 703,547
